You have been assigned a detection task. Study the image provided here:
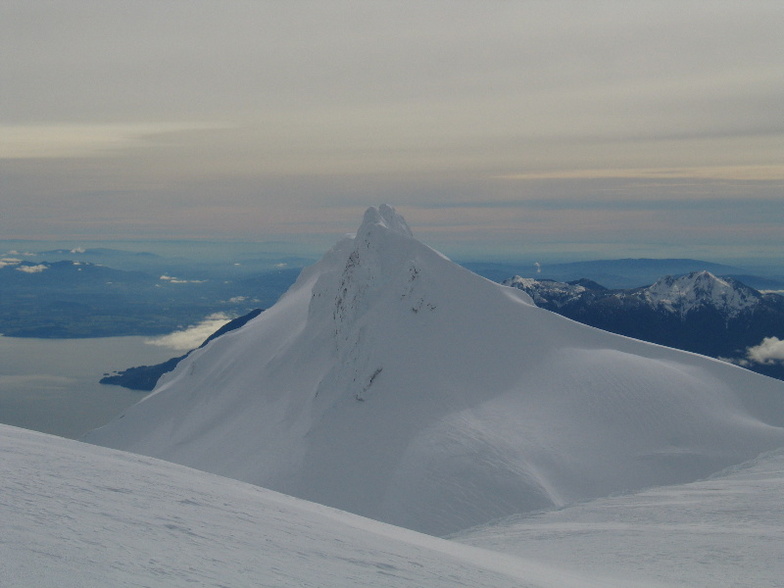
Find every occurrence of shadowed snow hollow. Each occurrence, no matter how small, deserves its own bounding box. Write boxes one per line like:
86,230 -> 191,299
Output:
85,205 -> 784,536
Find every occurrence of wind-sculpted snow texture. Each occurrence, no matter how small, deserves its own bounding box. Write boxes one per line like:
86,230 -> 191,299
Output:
86,205 -> 784,536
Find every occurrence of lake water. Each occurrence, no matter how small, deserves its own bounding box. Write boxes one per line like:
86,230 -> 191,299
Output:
0,336 -> 177,439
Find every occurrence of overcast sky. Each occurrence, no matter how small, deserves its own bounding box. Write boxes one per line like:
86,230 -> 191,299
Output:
2,1 -> 782,260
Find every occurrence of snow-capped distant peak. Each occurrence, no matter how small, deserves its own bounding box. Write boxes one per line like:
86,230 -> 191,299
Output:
503,276 -> 592,308
504,276 -> 541,290
642,270 -> 759,318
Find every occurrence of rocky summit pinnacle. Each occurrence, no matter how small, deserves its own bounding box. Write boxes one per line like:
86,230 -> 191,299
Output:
359,204 -> 413,238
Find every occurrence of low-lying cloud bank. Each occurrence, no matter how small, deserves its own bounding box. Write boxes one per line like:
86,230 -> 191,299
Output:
725,336 -> 784,367
15,264 -> 48,274
745,337 -> 784,365
145,313 -> 231,352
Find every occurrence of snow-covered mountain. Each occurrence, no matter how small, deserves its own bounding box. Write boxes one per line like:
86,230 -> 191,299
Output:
505,271 -> 784,368
640,271 -> 760,318
505,270 -> 764,318
86,205 -> 784,536
503,276 -> 606,308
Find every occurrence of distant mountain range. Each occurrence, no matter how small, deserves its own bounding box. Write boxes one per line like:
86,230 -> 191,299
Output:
504,271 -> 784,381
464,258 -> 784,290
4,244 -> 782,340
0,257 -> 299,337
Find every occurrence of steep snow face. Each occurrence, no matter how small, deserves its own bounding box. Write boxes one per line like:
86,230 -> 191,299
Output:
641,271 -> 760,318
307,202 -> 427,362
86,206 -> 784,536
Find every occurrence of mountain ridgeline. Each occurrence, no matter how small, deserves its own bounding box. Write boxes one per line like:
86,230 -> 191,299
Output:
504,272 -> 784,380
86,206 -> 784,536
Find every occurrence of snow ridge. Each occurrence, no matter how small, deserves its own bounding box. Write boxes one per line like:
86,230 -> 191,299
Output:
308,205 -> 420,340
304,206 -> 439,402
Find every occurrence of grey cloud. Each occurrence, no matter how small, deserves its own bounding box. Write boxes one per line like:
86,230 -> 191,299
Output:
2,1 -> 782,256
746,337 -> 784,365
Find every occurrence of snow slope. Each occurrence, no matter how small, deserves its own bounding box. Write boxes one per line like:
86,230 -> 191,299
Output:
8,422 -> 784,586
455,448 -> 784,588
2,423 -> 650,588
86,205 -> 784,536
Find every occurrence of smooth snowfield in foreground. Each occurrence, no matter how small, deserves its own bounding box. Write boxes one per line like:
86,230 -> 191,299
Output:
87,206 -> 784,535
0,424 -> 632,588
4,423 -> 784,587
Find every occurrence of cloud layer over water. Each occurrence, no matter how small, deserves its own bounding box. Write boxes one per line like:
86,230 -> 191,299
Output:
146,314 -> 231,352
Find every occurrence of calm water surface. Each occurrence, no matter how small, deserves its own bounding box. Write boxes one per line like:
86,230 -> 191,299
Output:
0,336 -> 176,439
